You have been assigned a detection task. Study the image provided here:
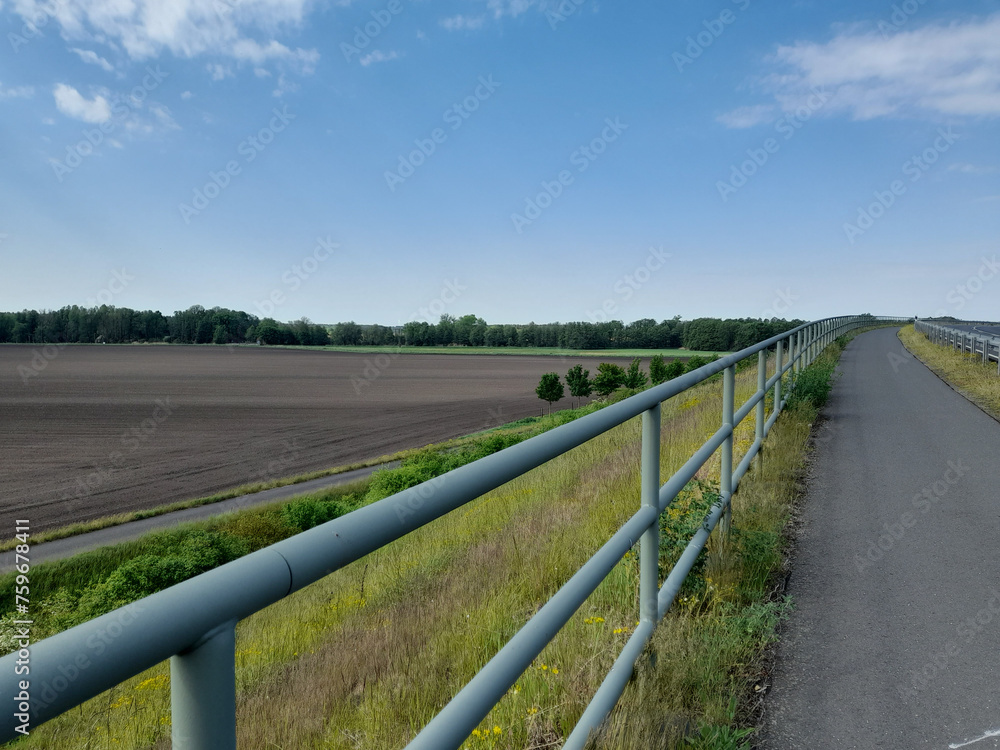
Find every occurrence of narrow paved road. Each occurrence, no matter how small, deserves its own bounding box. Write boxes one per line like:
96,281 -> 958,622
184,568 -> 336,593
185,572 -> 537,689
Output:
764,327 -> 1000,750
0,462 -> 393,573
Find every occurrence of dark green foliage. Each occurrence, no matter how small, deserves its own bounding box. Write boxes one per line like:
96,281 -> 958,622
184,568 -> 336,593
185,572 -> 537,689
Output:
665,360 -> 686,380
649,355 -> 668,385
565,364 -> 593,402
280,496 -> 357,531
536,372 -> 564,411
592,362 -> 626,396
623,358 -> 648,389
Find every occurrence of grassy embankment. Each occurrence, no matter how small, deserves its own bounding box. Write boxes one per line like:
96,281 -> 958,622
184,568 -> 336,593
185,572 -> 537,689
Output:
1,337 -> 853,749
898,324 -> 1000,420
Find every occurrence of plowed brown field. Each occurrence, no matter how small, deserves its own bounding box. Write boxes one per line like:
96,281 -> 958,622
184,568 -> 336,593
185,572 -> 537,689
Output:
0,345 -> 639,533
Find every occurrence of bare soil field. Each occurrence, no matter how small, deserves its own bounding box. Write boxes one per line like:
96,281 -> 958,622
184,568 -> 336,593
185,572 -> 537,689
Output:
0,345 -> 640,533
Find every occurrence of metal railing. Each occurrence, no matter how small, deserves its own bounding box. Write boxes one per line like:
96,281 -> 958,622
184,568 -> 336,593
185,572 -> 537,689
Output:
914,319 -> 1000,374
1,315 -> 907,749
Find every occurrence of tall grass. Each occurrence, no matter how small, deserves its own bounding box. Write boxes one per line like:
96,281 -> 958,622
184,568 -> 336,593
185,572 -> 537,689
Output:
6,341 -> 849,750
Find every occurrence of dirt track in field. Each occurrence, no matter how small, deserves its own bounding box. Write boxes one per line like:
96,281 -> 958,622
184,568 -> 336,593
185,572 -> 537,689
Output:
0,345 -> 640,533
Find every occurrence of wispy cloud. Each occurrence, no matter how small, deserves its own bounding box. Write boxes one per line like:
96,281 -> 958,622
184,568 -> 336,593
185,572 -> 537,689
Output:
441,15 -> 486,31
53,83 -> 110,123
716,104 -> 775,129
11,0 -> 320,81
764,13 -> 1000,120
0,83 -> 35,99
359,49 -> 400,67
949,162 -> 999,175
70,48 -> 115,73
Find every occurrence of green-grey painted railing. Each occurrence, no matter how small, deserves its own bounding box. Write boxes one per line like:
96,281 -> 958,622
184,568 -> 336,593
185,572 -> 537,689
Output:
0,315 -> 907,749
914,319 -> 1000,374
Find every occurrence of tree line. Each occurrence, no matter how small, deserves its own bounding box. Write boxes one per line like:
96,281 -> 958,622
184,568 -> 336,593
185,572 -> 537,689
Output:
0,305 -> 804,351
0,305 -> 329,346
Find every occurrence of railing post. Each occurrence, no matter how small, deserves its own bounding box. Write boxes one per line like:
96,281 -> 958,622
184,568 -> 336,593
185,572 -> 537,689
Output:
171,621 -> 238,750
755,349 -> 766,448
719,365 -> 735,538
640,404 -> 661,622
774,339 -> 783,413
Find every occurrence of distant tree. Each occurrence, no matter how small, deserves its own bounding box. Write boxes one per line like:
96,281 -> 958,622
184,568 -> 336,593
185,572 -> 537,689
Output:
623,358 -> 648,390
665,360 -> 686,380
212,325 -> 229,345
592,363 -> 626,397
535,373 -> 564,413
565,364 -> 593,407
649,355 -> 668,385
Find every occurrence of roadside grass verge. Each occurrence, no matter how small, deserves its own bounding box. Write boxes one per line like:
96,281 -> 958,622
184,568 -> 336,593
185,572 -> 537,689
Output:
899,324 -> 1000,420
2,334 -> 855,749
586,333 -> 851,749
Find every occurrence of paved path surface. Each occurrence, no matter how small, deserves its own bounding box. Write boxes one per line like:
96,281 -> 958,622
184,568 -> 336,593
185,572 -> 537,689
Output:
763,327 -> 1000,750
0,463 -> 393,573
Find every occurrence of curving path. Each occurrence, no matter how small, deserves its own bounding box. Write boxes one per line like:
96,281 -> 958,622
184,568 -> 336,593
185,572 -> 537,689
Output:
763,327 -> 1000,750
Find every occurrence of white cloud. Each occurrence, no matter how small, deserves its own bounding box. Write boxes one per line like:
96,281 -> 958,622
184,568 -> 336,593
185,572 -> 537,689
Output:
0,83 -> 34,99
11,0 -> 320,79
441,15 -> 485,31
949,162 -> 998,175
70,48 -> 115,73
716,104 -> 775,129
486,0 -> 536,19
359,49 -> 399,67
180,90 -> 193,99
766,13 -> 1000,120
53,83 -> 111,123
207,63 -> 233,81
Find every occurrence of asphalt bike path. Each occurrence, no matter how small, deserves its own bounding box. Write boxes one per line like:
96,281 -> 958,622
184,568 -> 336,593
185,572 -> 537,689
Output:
763,327 -> 1000,750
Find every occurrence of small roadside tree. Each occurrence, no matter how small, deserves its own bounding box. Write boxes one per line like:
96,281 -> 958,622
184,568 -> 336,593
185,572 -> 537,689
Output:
592,362 -> 626,397
665,360 -> 685,380
623,357 -> 648,390
535,372 -> 564,413
565,364 -> 593,407
649,354 -> 668,385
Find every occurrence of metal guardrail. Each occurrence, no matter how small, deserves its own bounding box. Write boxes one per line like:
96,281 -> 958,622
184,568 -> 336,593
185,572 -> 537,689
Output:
914,319 -> 1000,374
1,315 -> 907,748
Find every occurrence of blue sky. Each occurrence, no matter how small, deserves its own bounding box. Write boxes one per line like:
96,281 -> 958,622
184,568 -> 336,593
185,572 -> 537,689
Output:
1,0 -> 998,325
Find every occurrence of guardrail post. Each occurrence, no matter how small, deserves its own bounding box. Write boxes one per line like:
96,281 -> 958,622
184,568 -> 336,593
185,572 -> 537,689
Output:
755,349 -> 766,451
171,621 -> 238,750
774,339 -> 783,413
640,404 -> 660,623
719,365 -> 735,538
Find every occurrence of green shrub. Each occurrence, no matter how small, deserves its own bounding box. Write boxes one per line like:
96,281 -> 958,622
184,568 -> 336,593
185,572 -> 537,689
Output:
280,497 -> 355,531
